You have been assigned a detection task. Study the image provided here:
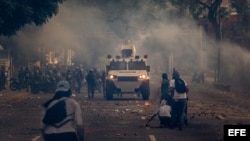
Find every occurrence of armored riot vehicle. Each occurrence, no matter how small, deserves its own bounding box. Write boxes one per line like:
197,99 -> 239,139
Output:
103,43 -> 150,100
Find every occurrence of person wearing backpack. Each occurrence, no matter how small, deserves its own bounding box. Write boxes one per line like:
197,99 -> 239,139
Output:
170,71 -> 189,130
41,80 -> 84,141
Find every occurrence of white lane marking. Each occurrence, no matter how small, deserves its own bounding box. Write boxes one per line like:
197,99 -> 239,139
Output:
32,136 -> 41,141
149,135 -> 157,141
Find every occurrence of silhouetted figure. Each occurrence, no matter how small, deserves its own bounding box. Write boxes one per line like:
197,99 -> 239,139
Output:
85,69 -> 96,99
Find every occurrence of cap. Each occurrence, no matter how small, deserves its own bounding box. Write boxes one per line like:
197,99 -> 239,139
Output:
56,80 -> 70,92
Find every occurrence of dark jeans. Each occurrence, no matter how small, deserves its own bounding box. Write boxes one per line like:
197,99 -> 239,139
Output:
171,99 -> 187,128
44,132 -> 78,141
76,80 -> 82,93
87,84 -> 95,98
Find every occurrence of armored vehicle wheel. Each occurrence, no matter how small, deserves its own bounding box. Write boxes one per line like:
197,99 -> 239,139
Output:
106,82 -> 114,100
141,82 -> 150,100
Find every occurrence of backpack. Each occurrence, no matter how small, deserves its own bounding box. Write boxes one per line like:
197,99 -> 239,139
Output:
42,99 -> 70,127
174,78 -> 187,93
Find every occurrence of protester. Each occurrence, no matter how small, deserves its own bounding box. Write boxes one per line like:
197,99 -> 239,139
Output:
18,66 -> 25,89
41,80 -> 84,141
75,67 -> 84,94
145,99 -> 172,128
24,67 -> 31,92
159,73 -> 172,105
85,69 -> 96,99
170,71 -> 189,130
0,66 -> 6,90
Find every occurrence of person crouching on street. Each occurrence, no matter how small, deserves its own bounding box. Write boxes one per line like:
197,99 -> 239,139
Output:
145,99 -> 172,128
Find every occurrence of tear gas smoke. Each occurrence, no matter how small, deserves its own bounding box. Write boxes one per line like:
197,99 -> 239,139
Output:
0,0 -> 249,91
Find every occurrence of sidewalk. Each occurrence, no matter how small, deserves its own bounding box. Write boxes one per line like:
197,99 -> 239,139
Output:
0,88 -> 30,104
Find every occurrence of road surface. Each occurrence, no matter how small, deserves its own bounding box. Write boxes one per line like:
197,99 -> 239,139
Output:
0,75 -> 249,141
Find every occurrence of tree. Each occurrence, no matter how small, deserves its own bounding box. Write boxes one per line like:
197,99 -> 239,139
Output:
230,0 -> 250,35
165,0 -> 249,82
166,0 -> 224,41
0,0 -> 65,36
152,0 -> 223,81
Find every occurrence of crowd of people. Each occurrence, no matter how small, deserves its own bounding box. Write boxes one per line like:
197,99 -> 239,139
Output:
40,68 -> 189,141
0,64 -> 104,97
19,65 -> 189,141
1,63 -> 190,141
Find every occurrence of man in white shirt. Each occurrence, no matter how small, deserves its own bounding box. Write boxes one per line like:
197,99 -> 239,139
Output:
170,71 -> 189,130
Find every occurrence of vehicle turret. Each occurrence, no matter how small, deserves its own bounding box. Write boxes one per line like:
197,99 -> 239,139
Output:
120,41 -> 136,58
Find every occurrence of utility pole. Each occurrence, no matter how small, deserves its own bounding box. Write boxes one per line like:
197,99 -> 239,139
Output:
169,53 -> 174,75
200,25 -> 204,71
217,9 -> 223,83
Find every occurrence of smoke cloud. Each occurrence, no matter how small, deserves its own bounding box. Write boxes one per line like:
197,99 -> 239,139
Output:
0,0 -> 249,90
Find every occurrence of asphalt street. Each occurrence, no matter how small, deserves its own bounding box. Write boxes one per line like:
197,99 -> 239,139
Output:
0,89 -> 30,104
0,79 -> 250,141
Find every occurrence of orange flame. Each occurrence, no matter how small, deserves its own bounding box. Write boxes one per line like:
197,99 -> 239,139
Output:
144,101 -> 151,107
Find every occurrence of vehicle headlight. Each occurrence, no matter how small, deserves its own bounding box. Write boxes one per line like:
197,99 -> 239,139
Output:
109,74 -> 117,79
139,74 -> 146,79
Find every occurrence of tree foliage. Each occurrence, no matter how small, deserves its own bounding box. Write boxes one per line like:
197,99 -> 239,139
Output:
230,0 -> 250,32
0,0 -> 65,36
166,0 -> 249,39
